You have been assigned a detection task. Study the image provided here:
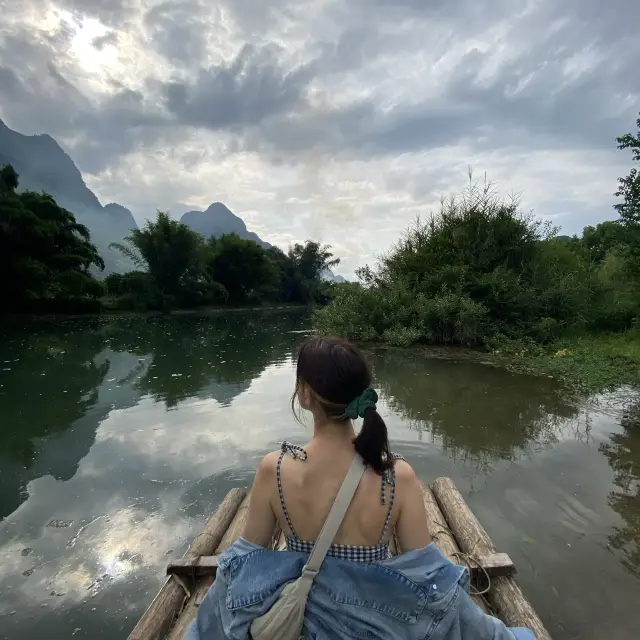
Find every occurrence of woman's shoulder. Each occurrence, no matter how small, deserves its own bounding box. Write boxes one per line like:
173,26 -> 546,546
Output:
392,457 -> 419,485
256,443 -> 307,476
254,450 -> 281,480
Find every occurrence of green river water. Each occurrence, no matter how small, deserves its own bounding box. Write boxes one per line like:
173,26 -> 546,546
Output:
0,310 -> 638,639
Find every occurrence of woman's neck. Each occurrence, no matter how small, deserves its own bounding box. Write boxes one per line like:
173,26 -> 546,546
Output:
311,417 -> 356,447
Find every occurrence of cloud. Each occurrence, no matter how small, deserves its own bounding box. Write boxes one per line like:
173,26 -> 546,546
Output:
160,43 -> 315,130
143,0 -> 211,63
0,0 -> 639,275
91,30 -> 117,50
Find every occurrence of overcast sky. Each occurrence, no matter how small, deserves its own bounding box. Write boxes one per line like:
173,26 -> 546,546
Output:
1,0 -> 639,276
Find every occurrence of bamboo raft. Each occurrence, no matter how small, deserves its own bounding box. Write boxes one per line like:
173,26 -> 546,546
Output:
129,478 -> 551,640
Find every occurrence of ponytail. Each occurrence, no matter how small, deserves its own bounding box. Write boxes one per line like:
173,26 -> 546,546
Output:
354,407 -> 393,475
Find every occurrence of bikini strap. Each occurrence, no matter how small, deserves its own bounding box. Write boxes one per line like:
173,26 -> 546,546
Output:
379,453 -> 405,544
276,442 -> 308,538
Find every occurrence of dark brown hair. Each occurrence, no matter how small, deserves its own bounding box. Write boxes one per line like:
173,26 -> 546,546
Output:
292,336 -> 392,474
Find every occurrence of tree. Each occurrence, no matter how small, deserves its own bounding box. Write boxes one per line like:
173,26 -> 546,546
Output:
615,112 -> 640,226
111,211 -> 208,306
206,234 -> 277,304
0,164 -> 105,312
288,241 -> 339,280
287,241 -> 340,302
0,164 -> 19,192
579,221 -> 630,263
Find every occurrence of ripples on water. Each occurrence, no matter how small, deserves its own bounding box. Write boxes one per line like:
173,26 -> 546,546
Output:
0,311 -> 638,639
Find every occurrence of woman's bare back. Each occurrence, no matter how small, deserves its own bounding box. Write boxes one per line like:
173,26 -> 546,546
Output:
243,441 -> 431,553
275,443 -> 397,546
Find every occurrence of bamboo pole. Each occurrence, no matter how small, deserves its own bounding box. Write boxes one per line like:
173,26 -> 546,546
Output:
128,487 -> 246,640
420,483 -> 490,613
167,490 -> 255,640
432,477 -> 551,640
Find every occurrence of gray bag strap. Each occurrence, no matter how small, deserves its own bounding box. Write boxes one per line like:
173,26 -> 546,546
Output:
305,454 -> 366,573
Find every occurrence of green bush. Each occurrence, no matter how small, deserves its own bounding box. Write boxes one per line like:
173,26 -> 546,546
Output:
590,249 -> 640,331
314,178 -> 640,347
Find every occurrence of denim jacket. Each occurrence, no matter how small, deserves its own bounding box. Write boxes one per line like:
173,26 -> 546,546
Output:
187,538 -> 535,640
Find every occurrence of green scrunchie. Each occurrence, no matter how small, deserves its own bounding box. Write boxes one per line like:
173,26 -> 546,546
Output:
345,387 -> 378,420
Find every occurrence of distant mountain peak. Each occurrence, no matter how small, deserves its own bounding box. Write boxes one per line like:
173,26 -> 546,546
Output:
322,269 -> 347,283
0,120 -> 138,274
180,203 -> 271,248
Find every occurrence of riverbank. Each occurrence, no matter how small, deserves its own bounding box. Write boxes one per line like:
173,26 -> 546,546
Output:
488,331 -> 640,394
0,303 -> 309,325
368,331 -> 640,397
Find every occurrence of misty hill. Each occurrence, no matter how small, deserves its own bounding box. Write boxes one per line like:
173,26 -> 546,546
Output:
0,119 -> 138,274
181,202 -> 271,248
104,202 -> 137,231
322,269 -> 347,283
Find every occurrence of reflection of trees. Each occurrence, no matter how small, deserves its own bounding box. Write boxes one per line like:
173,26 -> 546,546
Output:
600,401 -> 640,578
101,310 -> 307,408
372,349 -> 579,467
0,311 -> 308,521
0,320 -> 109,518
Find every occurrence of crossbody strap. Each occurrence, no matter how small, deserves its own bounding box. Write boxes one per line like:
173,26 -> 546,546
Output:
305,454 -> 366,573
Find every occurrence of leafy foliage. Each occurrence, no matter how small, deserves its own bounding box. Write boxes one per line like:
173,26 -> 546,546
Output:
109,211 -> 340,310
615,112 -> 640,226
0,164 -> 105,312
109,211 -> 208,308
206,234 -> 276,304
315,174 -> 640,347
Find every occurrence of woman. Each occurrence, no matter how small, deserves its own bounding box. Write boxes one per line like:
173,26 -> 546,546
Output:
188,337 -> 535,639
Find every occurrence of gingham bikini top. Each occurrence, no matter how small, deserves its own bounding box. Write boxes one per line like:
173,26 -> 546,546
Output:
277,442 -> 405,562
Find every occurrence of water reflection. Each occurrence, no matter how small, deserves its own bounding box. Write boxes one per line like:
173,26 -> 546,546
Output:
373,348 -> 580,467
0,311 -> 307,640
0,312 -> 306,522
102,313 -> 305,408
1,317 -> 639,640
0,322 -> 109,519
600,401 -> 640,577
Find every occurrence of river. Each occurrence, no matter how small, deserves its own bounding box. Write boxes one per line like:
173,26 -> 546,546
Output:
0,311 -> 638,639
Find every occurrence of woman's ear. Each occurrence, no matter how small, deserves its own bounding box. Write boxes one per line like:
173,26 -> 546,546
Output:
297,382 -> 312,411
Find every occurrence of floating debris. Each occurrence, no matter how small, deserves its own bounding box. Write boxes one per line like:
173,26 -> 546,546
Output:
47,519 -> 73,528
21,548 -> 33,556
67,515 -> 106,548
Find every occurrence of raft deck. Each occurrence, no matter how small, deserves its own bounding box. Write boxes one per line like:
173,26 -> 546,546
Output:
129,478 -> 551,640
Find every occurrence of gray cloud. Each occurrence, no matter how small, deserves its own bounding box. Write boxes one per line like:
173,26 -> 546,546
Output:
144,0 -> 210,63
91,31 -> 118,50
4,0 -> 639,163
160,44 -> 315,131
246,0 -> 640,161
57,0 -> 137,26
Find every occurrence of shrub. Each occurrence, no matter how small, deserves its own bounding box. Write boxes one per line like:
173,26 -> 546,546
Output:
314,177 -> 639,348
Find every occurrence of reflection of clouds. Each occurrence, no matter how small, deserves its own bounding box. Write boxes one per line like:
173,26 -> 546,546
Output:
0,315 -> 308,636
93,361 -> 302,481
0,357 -> 303,616
0,480 -> 194,613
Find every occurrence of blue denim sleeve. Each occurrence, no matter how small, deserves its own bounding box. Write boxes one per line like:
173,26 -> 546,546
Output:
454,587 -> 536,640
185,571 -> 229,640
